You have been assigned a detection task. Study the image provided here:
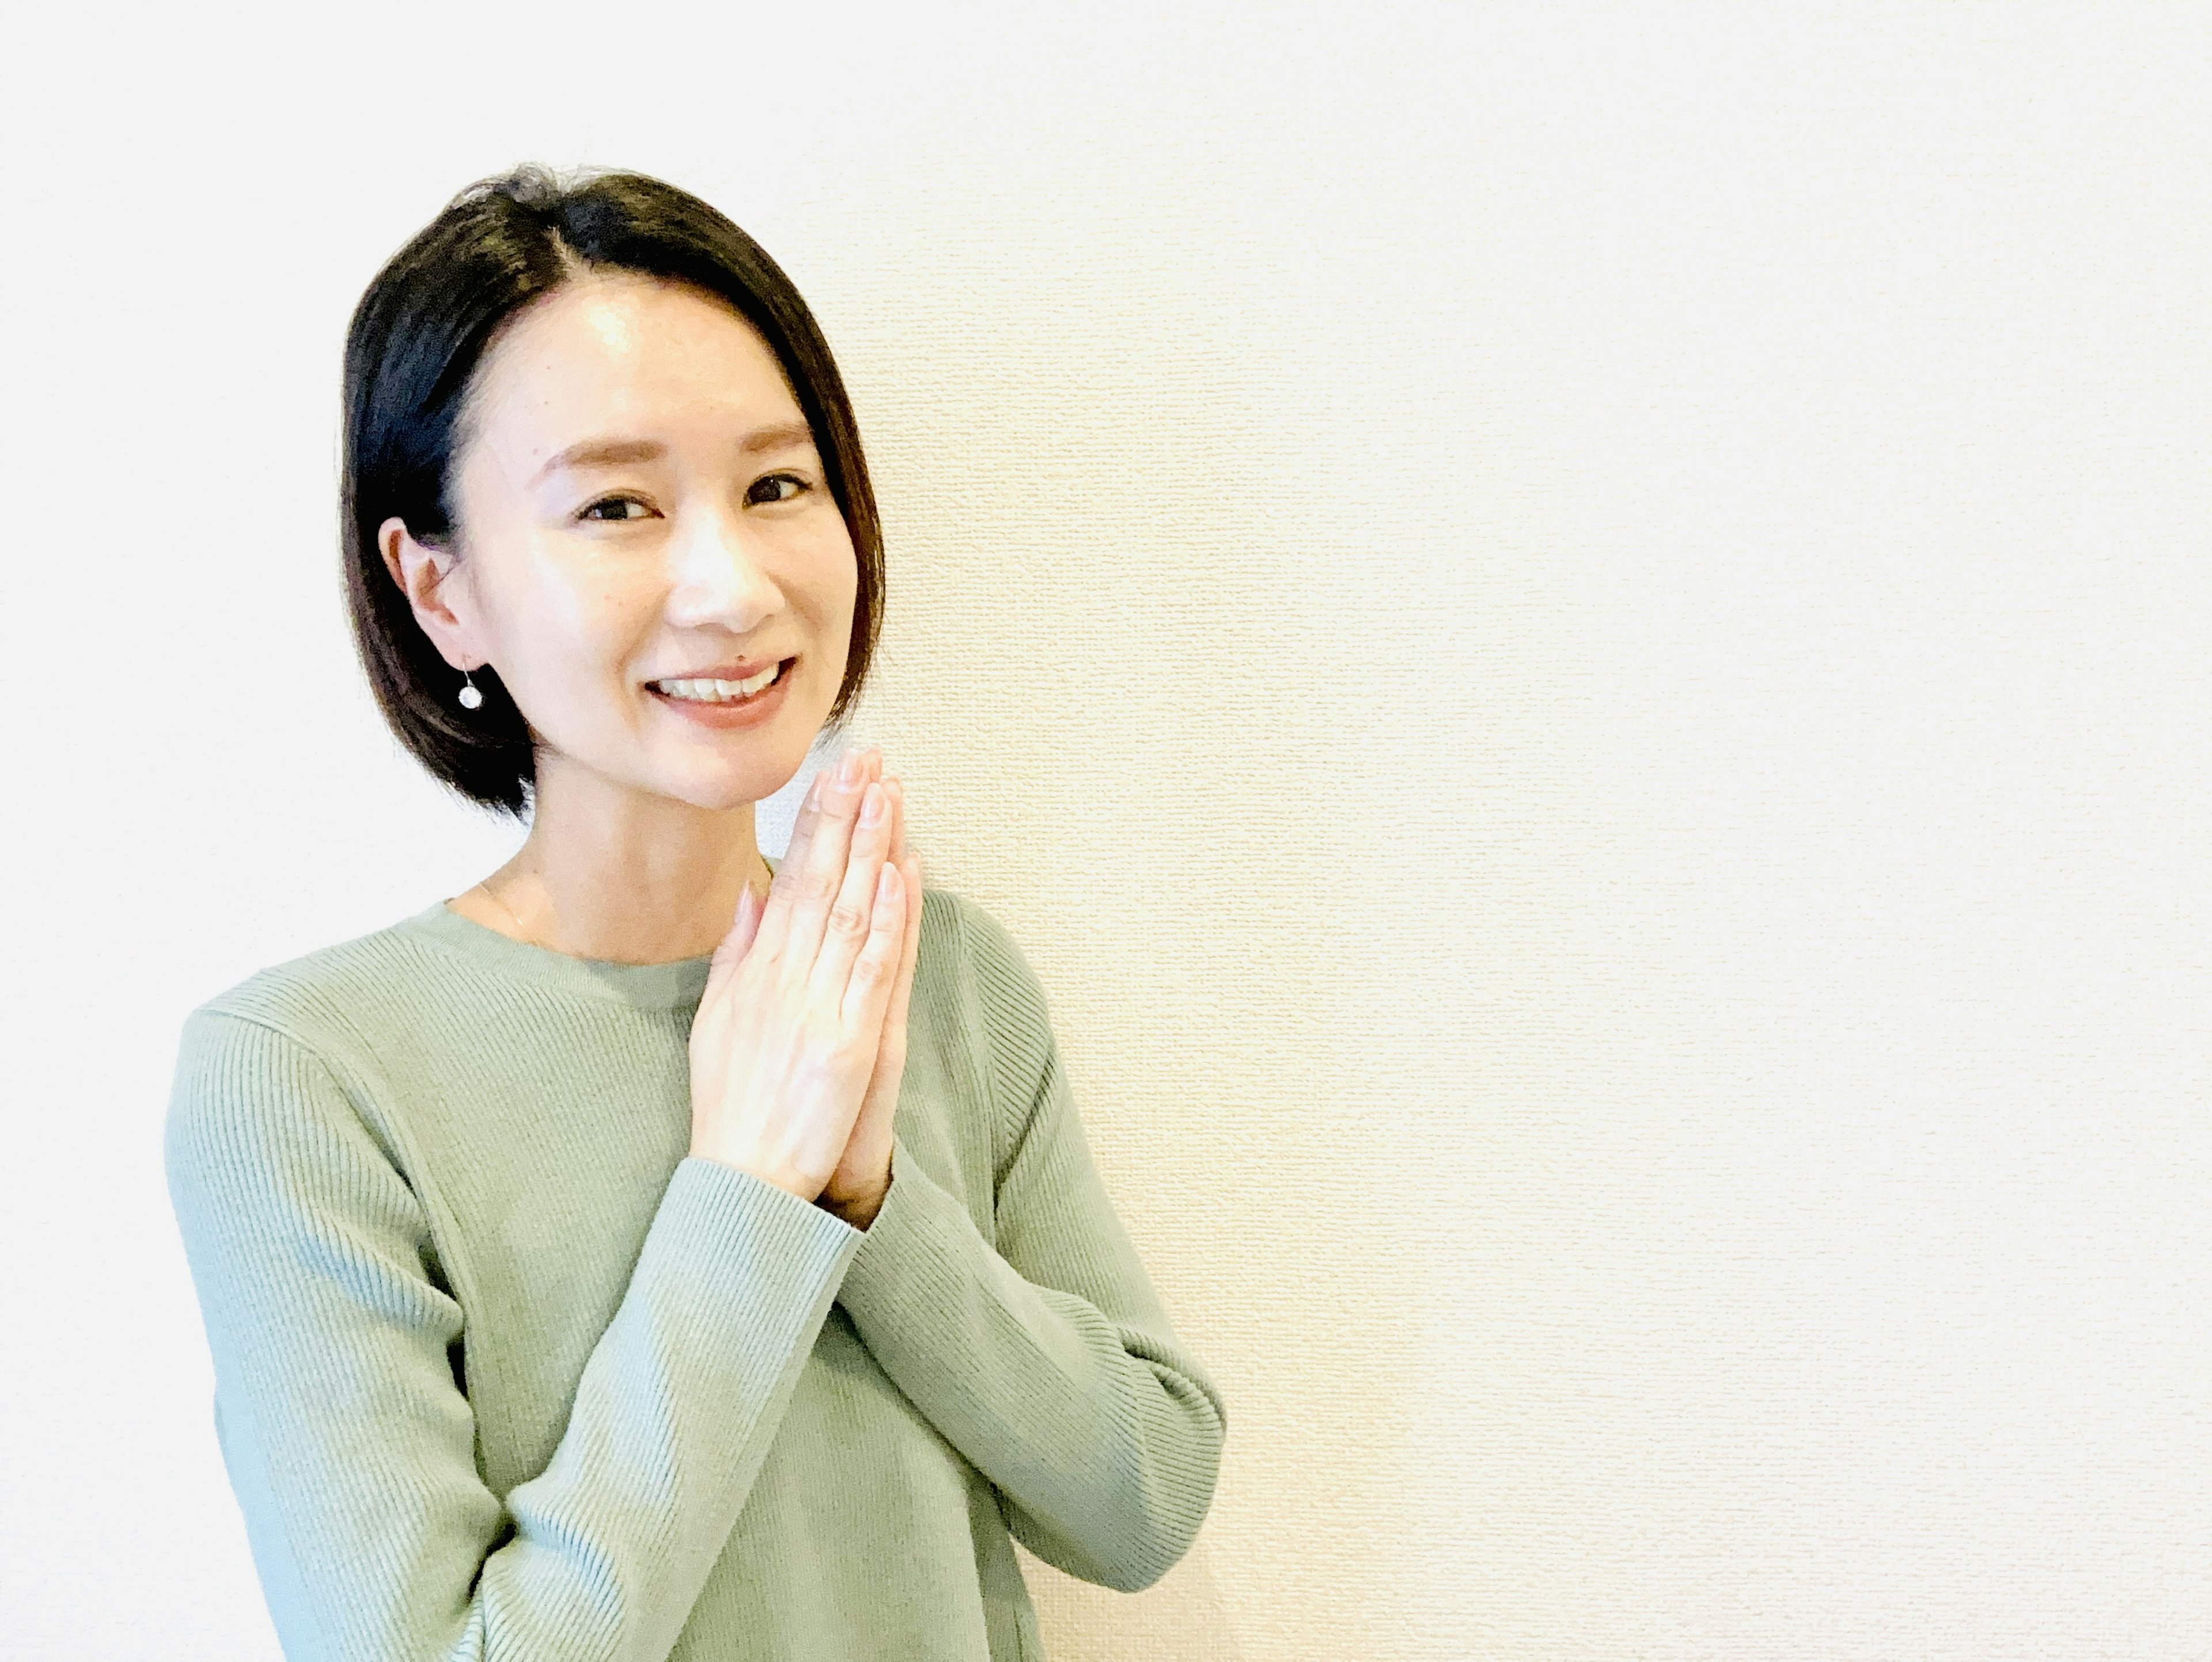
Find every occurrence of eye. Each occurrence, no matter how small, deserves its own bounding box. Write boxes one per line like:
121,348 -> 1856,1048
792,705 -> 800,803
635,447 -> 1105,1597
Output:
579,495 -> 657,523
746,472 -> 809,506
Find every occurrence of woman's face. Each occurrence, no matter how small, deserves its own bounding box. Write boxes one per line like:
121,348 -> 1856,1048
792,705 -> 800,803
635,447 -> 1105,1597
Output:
398,270 -> 858,812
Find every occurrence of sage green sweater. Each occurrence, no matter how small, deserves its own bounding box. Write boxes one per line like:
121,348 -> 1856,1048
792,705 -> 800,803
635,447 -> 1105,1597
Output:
163,865 -> 1226,1661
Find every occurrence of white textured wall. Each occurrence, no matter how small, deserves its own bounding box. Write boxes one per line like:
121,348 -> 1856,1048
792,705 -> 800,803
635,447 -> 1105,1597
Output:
6,5 -> 2211,1658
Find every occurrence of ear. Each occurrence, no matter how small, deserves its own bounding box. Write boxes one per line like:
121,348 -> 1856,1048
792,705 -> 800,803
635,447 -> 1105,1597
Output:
379,516 -> 483,672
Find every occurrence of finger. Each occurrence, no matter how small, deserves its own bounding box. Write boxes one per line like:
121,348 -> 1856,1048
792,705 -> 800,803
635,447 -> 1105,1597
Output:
759,747 -> 880,967
883,850 -> 923,1038
851,854 -> 919,1134
884,776 -> 907,864
706,880 -> 762,986
747,766 -> 831,961
810,775 -> 897,1006
838,860 -> 906,1032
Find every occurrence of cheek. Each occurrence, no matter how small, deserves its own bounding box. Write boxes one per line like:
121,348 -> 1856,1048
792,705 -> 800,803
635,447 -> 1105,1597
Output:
516,552 -> 654,695
810,518 -> 861,616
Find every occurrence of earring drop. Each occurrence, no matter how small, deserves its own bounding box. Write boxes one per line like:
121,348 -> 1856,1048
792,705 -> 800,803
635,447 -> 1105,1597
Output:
459,669 -> 484,710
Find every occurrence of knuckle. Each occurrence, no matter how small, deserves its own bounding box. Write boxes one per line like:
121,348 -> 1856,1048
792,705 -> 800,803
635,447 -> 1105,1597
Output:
829,896 -> 873,937
792,865 -> 839,906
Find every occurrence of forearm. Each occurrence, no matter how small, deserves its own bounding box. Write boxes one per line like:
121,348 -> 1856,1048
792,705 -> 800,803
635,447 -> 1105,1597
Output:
834,1136 -> 1225,1592
168,1008 -> 864,1661
484,1159 -> 863,1656
199,1156 -> 858,1661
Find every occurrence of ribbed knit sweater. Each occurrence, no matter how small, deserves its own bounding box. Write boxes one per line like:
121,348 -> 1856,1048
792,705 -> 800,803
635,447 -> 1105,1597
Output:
163,865 -> 1226,1661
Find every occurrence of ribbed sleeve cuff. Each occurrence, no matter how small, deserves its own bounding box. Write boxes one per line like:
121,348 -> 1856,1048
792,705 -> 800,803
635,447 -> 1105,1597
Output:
642,1157 -> 865,1362
835,1135 -> 980,1328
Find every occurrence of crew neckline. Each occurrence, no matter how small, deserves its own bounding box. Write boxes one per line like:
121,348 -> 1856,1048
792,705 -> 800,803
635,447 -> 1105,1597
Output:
395,854 -> 781,1011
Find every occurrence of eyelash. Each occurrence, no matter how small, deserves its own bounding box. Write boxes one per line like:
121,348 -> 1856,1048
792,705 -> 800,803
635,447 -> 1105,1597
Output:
747,472 -> 810,505
577,473 -> 810,522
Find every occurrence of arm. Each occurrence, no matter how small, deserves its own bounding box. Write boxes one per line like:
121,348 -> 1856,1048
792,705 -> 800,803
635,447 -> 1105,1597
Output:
831,897 -> 1228,1592
164,1008 -> 861,1662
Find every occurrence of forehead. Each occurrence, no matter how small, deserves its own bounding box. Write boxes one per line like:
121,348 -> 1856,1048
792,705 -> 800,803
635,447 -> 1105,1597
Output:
465,272 -> 802,457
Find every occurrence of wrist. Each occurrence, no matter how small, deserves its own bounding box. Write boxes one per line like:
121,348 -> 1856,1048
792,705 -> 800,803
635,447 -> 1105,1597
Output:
690,1146 -> 823,1206
819,1174 -> 890,1231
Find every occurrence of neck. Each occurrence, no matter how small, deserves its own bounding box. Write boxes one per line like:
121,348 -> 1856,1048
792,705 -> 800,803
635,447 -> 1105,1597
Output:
476,763 -> 774,964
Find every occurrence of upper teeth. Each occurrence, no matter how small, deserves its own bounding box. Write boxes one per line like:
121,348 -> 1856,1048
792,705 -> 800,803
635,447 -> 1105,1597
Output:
656,663 -> 782,702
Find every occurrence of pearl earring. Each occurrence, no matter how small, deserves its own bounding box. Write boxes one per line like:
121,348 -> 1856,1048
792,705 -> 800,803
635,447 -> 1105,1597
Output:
459,668 -> 484,710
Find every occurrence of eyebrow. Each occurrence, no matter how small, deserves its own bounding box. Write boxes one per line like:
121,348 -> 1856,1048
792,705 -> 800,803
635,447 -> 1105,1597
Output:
530,421 -> 819,484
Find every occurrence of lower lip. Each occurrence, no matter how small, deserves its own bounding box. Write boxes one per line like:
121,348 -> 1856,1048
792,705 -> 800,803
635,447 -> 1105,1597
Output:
647,659 -> 796,728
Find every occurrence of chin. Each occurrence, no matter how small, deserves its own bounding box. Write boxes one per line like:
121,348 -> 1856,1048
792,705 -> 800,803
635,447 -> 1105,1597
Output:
652,744 -> 812,812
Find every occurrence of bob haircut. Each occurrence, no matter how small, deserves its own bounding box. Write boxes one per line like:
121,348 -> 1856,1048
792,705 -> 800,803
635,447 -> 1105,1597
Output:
341,165 -> 884,820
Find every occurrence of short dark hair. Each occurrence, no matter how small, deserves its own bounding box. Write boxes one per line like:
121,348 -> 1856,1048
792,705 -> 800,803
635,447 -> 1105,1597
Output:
340,165 -> 884,820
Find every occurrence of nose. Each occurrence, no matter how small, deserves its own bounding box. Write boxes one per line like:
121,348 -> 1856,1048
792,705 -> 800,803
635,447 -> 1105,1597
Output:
662,495 -> 779,631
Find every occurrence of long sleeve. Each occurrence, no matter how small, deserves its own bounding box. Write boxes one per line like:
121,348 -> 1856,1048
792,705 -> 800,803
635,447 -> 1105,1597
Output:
164,1007 -> 863,1662
831,897 -> 1228,1593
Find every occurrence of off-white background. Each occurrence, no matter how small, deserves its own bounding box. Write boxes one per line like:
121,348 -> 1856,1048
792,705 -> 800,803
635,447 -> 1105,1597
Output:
3,3 -> 2209,1658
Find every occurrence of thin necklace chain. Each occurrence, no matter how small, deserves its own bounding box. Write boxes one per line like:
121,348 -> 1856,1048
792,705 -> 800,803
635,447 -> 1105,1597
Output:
474,854 -> 774,951
473,879 -> 534,944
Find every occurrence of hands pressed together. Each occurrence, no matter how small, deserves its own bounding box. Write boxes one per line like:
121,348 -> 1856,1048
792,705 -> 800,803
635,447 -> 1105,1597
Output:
688,747 -> 921,1231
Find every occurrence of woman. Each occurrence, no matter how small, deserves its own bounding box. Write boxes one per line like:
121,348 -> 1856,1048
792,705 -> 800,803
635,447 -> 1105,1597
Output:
163,166 -> 1226,1662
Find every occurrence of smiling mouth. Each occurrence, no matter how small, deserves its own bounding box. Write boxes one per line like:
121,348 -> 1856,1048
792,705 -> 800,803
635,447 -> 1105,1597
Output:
646,657 -> 794,705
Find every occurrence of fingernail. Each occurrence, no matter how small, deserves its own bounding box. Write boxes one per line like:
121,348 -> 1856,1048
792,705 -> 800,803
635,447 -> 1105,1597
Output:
859,783 -> 886,826
838,751 -> 863,787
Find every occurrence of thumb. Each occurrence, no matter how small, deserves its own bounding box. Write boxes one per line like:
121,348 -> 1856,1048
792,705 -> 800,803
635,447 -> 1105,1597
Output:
707,880 -> 763,983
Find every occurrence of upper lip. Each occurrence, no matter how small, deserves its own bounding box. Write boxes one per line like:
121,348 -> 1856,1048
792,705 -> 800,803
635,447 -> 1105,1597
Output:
647,656 -> 791,685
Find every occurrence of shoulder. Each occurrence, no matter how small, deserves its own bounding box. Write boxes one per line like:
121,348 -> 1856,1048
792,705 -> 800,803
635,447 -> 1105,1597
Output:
183,910 -> 454,1067
921,885 -> 1054,1032
165,914 -> 450,1183
918,885 -> 1063,1143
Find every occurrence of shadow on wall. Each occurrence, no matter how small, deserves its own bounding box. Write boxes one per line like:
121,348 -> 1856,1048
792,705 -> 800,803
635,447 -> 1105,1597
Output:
1020,1542 -> 1243,1660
